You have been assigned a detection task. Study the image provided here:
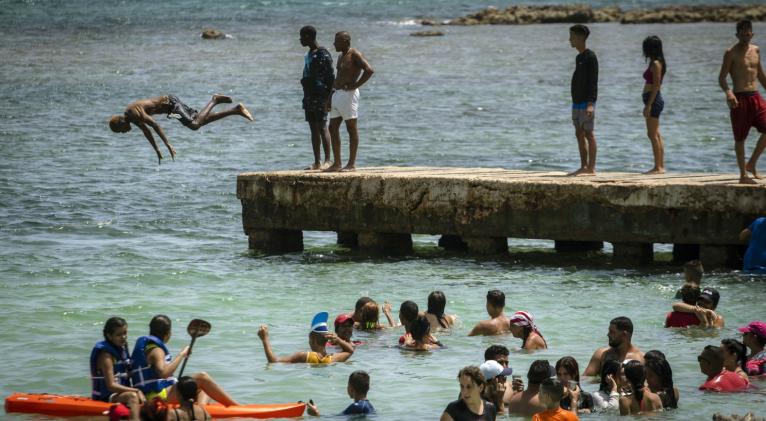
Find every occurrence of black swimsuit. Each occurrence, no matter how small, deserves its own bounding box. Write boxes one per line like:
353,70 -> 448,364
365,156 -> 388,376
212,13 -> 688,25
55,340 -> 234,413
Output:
167,95 -> 198,129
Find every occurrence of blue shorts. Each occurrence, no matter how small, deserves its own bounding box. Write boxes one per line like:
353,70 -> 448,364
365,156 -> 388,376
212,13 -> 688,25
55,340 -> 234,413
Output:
642,91 -> 664,118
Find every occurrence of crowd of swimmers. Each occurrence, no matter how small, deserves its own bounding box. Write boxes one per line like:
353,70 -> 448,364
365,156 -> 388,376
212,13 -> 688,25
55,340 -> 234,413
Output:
109,20 -> 766,184
91,278 -> 765,420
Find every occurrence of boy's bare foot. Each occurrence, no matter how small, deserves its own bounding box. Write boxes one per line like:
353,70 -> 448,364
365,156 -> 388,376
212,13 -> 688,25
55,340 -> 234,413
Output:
746,162 -> 764,179
341,165 -> 356,172
305,163 -> 322,170
238,104 -> 254,121
323,163 -> 342,172
213,94 -> 233,103
575,170 -> 596,177
567,168 -> 587,176
739,175 -> 759,185
643,168 -> 665,175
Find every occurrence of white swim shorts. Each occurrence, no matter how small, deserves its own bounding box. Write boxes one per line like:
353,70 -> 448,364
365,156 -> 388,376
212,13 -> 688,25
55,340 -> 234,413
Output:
329,88 -> 359,120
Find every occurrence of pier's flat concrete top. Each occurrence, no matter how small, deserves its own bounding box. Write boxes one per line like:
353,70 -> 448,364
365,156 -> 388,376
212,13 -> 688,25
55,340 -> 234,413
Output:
237,167 -> 766,246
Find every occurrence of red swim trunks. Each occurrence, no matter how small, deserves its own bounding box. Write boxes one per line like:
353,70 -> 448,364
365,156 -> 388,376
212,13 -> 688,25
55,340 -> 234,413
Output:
731,91 -> 766,142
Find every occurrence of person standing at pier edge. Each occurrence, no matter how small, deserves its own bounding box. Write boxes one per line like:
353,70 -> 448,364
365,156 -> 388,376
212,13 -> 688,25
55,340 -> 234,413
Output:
642,36 -> 667,174
718,20 -> 766,184
299,25 -> 334,170
468,290 -> 510,336
568,24 -> 598,177
324,31 -> 375,172
583,317 -> 644,376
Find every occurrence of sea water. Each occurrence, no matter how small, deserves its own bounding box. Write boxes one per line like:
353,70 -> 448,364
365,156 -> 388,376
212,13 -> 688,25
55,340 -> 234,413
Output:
1,0 -> 765,420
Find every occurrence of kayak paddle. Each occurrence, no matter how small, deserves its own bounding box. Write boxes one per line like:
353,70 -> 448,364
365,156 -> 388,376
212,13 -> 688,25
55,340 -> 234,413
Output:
178,318 -> 211,377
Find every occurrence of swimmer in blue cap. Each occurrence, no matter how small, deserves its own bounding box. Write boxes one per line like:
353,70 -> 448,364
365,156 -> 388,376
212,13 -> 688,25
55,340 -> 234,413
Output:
257,312 -> 354,364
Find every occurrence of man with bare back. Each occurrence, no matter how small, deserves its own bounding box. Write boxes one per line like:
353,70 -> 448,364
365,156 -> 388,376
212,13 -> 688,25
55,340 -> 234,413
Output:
109,94 -> 253,163
325,31 -> 375,172
719,20 -> 766,184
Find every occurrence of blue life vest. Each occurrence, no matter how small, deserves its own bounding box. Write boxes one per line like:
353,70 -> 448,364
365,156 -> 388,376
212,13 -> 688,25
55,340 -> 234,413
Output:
130,335 -> 176,394
90,340 -> 131,401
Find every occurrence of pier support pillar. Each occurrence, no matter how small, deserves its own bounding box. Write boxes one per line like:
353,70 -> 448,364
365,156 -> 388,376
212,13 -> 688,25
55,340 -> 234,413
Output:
672,244 -> 700,263
700,245 -> 739,269
357,232 -> 412,254
438,234 -> 468,251
248,229 -> 303,253
612,242 -> 653,265
463,236 -> 508,255
337,231 -> 358,248
555,240 -> 604,252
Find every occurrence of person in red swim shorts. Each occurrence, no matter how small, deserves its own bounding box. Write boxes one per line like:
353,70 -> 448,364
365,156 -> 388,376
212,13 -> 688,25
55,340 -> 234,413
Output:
719,19 -> 766,184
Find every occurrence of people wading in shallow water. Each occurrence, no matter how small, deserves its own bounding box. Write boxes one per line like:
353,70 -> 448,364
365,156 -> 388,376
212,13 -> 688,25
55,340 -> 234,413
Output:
641,35 -> 667,174
468,290 -> 510,336
619,360 -> 663,415
644,350 -> 679,409
440,366 -> 497,421
718,19 -> 766,184
109,95 -> 252,163
324,31 -> 374,172
509,311 -> 547,351
401,316 -> 442,351
425,290 -> 456,331
90,317 -> 144,421
257,312 -> 354,364
583,317 -> 644,376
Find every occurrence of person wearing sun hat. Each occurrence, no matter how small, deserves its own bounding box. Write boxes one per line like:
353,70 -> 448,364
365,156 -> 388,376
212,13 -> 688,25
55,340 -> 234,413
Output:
739,321 -> 766,375
257,312 -> 354,364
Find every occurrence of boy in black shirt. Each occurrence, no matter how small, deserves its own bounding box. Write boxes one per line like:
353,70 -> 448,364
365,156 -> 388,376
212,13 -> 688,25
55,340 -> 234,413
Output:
568,24 -> 598,176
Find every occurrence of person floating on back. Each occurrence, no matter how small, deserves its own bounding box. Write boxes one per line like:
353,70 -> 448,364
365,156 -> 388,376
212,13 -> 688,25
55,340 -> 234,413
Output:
568,24 -> 598,177
583,317 -> 644,376
90,317 -> 144,421
740,216 -> 766,273
698,345 -> 751,392
324,31 -> 375,172
299,25 -> 334,170
468,290 -> 510,336
257,312 -> 354,364
109,95 -> 253,163
307,370 -> 375,416
718,19 -> 766,184
641,35 -> 667,174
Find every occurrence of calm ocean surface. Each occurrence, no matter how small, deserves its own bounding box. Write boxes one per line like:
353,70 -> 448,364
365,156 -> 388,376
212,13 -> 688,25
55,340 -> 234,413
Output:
1,0 -> 765,420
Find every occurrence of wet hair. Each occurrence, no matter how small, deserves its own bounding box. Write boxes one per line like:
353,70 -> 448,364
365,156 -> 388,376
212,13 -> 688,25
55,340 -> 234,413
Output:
427,291 -> 449,328
679,284 -> 701,305
683,260 -> 704,283
569,24 -> 590,40
299,25 -> 317,40
458,366 -> 485,387
701,345 -> 725,370
610,316 -> 633,335
108,115 -> 130,132
149,315 -> 171,339
176,376 -> 198,404
355,297 -> 373,314
409,316 -> 431,342
399,300 -> 419,325
642,35 -> 667,77
103,317 -> 127,341
486,290 -> 505,308
555,356 -> 581,384
528,360 -> 551,385
598,358 -> 622,393
623,360 -> 646,404
540,377 -> 565,404
721,338 -> 748,373
348,370 -> 370,396
737,20 -> 752,34
359,301 -> 379,330
644,350 -> 677,409
484,345 -> 510,361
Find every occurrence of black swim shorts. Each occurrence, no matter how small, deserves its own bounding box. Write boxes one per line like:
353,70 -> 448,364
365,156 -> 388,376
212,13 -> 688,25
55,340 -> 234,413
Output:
167,95 -> 199,128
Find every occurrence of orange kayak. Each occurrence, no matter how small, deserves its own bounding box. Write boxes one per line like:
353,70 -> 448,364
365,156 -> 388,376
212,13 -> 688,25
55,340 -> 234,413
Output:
5,393 -> 306,419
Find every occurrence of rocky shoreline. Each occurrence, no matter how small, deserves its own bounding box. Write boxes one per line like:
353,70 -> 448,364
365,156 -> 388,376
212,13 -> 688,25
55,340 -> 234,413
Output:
443,5 -> 766,25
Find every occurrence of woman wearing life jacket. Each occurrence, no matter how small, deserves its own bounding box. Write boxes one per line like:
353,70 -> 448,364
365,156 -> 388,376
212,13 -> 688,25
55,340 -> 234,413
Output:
508,311 -> 547,351
90,317 -> 144,421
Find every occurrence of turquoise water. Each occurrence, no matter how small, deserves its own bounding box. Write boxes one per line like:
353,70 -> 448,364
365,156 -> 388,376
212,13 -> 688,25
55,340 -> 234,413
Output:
1,1 -> 766,420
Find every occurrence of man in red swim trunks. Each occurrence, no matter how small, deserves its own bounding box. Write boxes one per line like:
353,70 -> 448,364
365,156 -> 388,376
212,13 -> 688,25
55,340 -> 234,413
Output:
719,20 -> 766,184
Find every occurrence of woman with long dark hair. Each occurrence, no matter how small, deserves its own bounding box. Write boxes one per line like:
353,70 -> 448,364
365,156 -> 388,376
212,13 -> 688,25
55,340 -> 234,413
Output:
592,359 -> 622,413
166,376 -> 211,421
644,350 -> 678,409
642,35 -> 667,174
721,338 -> 749,380
425,290 -> 456,330
555,356 -> 594,414
618,360 -> 662,415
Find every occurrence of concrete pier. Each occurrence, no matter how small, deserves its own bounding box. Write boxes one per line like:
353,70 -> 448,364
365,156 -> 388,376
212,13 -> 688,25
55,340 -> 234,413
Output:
237,167 -> 766,267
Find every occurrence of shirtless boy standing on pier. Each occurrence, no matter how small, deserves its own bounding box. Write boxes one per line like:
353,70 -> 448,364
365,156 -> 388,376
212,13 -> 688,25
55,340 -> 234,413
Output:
325,31 -> 375,172
719,20 -> 766,184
